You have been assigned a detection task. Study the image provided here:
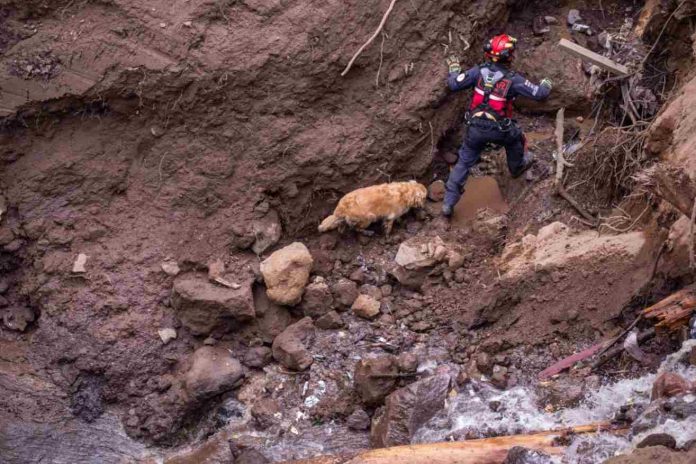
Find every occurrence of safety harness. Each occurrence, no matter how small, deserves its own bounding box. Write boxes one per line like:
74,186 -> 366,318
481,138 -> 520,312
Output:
467,64 -> 515,129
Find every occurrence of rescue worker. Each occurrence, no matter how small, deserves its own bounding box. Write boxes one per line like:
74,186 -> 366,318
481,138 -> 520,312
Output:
442,34 -> 553,217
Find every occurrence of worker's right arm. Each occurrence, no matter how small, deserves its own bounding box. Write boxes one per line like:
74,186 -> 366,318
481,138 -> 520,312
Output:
510,74 -> 552,101
447,66 -> 480,92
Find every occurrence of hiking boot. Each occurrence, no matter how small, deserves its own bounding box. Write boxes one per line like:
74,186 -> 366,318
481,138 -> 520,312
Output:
512,152 -> 536,179
442,203 -> 453,218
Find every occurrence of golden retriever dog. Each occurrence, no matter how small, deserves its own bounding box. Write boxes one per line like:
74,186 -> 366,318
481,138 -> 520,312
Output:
319,181 -> 427,235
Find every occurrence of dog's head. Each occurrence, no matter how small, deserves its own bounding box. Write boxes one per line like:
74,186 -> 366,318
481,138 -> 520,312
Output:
407,181 -> 428,207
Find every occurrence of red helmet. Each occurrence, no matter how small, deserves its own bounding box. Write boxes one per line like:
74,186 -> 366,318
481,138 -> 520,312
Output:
484,34 -> 517,62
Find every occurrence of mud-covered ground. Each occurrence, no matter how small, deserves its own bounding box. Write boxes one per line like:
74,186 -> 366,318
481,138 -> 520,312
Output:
1,0 -> 696,463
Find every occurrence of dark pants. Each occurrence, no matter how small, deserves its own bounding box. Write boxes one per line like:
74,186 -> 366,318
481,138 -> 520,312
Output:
444,121 -> 527,208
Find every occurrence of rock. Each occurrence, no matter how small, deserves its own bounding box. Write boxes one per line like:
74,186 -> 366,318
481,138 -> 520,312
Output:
371,373 -> 451,448
158,328 -> 177,344
395,236 -> 448,270
380,285 -> 393,297
161,260 -> 180,276
652,372 -> 693,400
567,9 -> 582,25
315,310 -> 343,330
301,280 -> 333,318
253,284 -> 292,343
243,346 -> 273,368
251,210 -> 282,255
427,180 -> 446,202
352,294 -> 381,320
271,317 -> 315,371
2,306 -> 35,332
354,356 -> 398,406
171,276 -> 255,336
447,251 -> 465,270
235,449 -> 270,464
389,265 -> 429,290
543,378 -> 584,407
349,268 -> 365,283
207,258 -> 225,280
637,433 -> 677,449
0,226 -> 14,245
184,346 -> 244,401
532,16 -> 550,35
72,253 -> 88,273
260,242 -> 313,305
251,398 -> 281,429
476,352 -> 493,375
491,365 -> 509,389
346,409 -> 371,431
454,268 -> 467,283
504,446 -> 553,464
333,278 -> 359,308
603,446 -> 696,464
396,352 -> 418,373
360,284 -> 382,301
544,16 -> 558,25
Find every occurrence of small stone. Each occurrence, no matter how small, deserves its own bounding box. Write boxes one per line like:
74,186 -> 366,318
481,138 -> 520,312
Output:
352,294 -> 381,320
491,365 -> 508,389
260,242 -> 313,306
316,310 -> 343,330
208,259 -> 225,280
346,409 -> 371,431
72,253 -> 88,273
161,260 -> 180,276
503,446 -> 553,464
533,16 -> 550,35
301,281 -> 333,318
360,284 -> 382,301
396,352 -> 418,373
476,352 -> 493,375
380,284 -> 393,297
158,328 -> 177,344
203,337 -> 217,346
183,20 -> 192,27
184,346 -> 244,401
349,268 -> 365,283
272,317 -> 315,371
576,116 -> 585,123
454,268 -> 467,283
243,346 -> 273,368
448,251 -> 465,270
159,22 -> 167,28
545,16 -> 558,25
333,278 -> 359,307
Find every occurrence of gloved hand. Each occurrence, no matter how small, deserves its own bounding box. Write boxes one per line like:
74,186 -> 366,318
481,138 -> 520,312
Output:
446,55 -> 461,74
540,77 -> 553,90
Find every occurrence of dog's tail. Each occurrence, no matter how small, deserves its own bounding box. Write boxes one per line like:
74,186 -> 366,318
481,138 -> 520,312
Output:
318,214 -> 343,233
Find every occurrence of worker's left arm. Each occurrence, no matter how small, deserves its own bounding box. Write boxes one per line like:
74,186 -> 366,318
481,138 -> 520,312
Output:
510,74 -> 552,101
445,55 -> 479,91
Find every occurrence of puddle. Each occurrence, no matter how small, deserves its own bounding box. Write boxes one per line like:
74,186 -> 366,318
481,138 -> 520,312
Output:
451,176 -> 509,227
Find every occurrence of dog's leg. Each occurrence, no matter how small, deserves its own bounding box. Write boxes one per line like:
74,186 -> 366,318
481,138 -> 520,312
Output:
383,218 -> 395,236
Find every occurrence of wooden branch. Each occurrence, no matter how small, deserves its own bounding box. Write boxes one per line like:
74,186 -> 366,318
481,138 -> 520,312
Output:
554,108 -> 566,185
558,38 -> 630,76
331,423 -> 626,464
538,340 -> 605,380
643,285 -> 696,332
558,185 -> 597,224
341,0 -> 398,77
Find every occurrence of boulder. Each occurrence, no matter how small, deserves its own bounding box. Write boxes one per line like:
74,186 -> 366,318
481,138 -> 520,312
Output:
171,276 -> 255,336
251,210 -> 282,255
243,346 -> 273,368
260,242 -> 313,306
352,294 -> 381,320
504,446 -> 553,464
301,279 -> 333,318
603,446 -> 696,464
354,356 -> 398,406
253,284 -> 292,344
184,346 -> 244,401
315,310 -> 343,330
332,278 -> 359,308
271,317 -> 315,371
371,373 -> 451,448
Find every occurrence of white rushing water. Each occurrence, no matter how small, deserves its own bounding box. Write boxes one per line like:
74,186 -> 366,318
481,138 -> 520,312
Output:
414,341 -> 696,462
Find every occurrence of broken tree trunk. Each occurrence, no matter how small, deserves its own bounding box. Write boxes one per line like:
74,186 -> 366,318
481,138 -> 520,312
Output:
643,284 -> 696,333
558,39 -> 630,76
287,423 -> 627,464
637,163 -> 696,217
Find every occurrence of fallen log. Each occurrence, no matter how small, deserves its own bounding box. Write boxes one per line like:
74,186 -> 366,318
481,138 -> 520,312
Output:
286,423 -> 627,464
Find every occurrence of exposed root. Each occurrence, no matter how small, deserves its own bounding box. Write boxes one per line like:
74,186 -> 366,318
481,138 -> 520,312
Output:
341,0 -> 398,77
